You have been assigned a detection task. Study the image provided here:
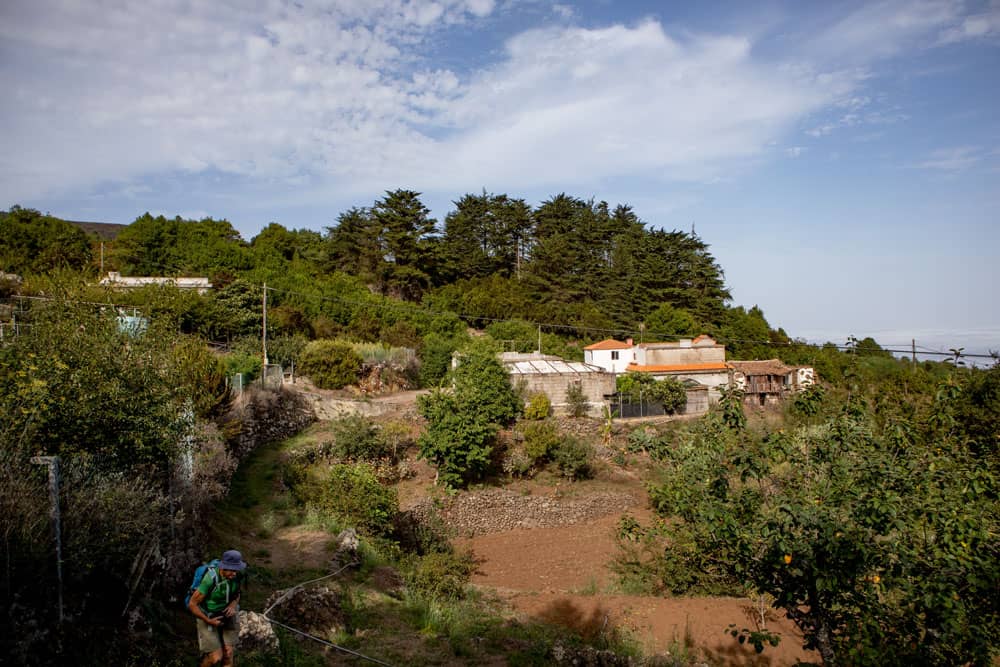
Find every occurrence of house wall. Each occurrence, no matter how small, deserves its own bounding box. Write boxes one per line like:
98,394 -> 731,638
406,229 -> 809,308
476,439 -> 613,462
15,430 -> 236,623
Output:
639,344 -> 726,366
515,372 -> 615,418
683,387 -> 710,415
796,367 -> 815,389
584,348 -> 634,374
659,370 -> 729,401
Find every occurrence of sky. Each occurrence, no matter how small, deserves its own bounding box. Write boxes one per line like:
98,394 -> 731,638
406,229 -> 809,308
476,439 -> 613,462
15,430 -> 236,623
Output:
1,0 -> 998,357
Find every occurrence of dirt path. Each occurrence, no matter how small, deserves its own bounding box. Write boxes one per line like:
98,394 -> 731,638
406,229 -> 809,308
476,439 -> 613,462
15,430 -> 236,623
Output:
455,500 -> 817,666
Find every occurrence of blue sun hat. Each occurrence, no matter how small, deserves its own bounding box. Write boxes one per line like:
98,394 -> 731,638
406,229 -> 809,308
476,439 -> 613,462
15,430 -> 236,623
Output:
219,549 -> 247,571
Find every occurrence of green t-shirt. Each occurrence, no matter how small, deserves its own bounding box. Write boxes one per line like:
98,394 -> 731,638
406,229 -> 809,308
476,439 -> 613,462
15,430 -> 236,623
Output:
196,568 -> 242,615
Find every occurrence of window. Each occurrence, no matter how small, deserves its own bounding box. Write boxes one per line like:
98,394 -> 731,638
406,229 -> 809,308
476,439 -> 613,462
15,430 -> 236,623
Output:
611,351 -> 619,360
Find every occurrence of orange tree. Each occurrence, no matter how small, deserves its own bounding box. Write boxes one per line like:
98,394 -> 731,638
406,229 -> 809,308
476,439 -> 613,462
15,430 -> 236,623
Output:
650,379 -> 1000,665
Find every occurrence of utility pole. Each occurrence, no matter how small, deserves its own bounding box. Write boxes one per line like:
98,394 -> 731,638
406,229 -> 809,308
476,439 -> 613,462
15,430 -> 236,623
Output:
99,242 -> 104,275
262,283 -> 269,372
30,456 -> 63,628
912,338 -> 917,369
537,325 -> 542,355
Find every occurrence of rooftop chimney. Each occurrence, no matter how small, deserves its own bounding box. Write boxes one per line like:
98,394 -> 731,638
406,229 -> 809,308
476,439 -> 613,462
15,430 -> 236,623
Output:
626,338 -> 633,346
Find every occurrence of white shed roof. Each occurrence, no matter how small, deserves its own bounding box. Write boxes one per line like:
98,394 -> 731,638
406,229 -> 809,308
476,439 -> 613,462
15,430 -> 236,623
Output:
505,359 -> 608,375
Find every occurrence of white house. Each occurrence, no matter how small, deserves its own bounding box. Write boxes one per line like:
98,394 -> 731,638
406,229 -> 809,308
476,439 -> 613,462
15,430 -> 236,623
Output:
583,338 -> 635,374
99,271 -> 212,294
585,335 -> 730,402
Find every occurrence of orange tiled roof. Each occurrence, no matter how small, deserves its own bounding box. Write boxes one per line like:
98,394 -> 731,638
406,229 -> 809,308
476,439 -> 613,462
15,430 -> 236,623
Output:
584,339 -> 632,351
626,362 -> 730,373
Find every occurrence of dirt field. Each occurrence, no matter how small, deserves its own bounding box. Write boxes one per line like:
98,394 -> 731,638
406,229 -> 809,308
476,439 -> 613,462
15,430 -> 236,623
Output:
456,507 -> 816,665
276,385 -> 818,665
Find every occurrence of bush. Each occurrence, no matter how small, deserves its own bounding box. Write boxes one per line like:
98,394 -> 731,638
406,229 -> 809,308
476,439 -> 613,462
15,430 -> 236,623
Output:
616,372 -> 686,414
524,392 -> 551,420
565,381 -> 589,417
552,436 -> 594,480
267,334 -> 309,368
330,415 -> 391,462
298,339 -> 362,389
301,463 -> 398,537
521,420 -> 561,462
223,351 -> 262,384
417,343 -> 520,488
404,549 -> 477,600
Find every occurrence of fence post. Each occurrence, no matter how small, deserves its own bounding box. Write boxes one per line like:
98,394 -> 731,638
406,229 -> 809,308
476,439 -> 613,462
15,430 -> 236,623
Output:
30,455 -> 63,628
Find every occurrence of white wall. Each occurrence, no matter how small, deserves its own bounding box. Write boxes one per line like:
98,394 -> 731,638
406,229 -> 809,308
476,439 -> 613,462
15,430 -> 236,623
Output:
584,348 -> 634,374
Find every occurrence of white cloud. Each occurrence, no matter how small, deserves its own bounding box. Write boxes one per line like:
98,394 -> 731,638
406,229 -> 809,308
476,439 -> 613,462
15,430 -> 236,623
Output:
786,146 -> 806,158
938,2 -> 1000,43
807,0 -> 963,61
552,4 -> 575,20
0,0 -> 980,208
0,4 -> 860,205
911,146 -> 982,170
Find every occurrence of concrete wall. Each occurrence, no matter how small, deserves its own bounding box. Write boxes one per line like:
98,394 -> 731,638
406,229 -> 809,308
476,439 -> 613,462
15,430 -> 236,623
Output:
515,371 -> 615,417
683,387 -> 710,415
665,371 -> 729,401
640,344 -> 726,365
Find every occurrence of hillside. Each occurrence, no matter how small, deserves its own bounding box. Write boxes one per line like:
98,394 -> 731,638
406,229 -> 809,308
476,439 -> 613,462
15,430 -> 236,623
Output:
70,220 -> 128,240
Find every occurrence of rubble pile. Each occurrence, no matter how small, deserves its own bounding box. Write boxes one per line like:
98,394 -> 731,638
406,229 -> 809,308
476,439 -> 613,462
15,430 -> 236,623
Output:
263,586 -> 345,637
238,611 -> 279,653
411,489 -> 638,537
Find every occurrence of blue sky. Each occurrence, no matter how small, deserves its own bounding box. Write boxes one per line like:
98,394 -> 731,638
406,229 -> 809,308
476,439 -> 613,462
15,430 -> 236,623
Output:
1,0 -> 998,356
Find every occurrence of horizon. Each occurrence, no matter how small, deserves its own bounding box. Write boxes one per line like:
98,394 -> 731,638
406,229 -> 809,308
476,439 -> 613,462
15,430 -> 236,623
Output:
2,0 -> 997,356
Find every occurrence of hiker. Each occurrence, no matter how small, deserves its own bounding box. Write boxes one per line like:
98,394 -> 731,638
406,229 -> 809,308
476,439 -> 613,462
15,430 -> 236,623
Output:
188,550 -> 247,667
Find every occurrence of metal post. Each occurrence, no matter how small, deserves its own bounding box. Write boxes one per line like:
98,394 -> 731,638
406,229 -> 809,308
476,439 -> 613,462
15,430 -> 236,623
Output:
262,282 -> 269,368
30,456 -> 63,628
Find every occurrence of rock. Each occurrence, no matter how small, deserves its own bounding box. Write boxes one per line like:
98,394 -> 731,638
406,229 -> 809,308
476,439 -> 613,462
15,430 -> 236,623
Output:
263,586 -> 345,638
332,528 -> 360,569
239,610 -> 279,653
415,489 -> 638,537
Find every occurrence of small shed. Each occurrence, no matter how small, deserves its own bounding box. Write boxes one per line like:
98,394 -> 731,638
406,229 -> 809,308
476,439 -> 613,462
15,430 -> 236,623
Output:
502,353 -> 614,417
729,360 -> 805,407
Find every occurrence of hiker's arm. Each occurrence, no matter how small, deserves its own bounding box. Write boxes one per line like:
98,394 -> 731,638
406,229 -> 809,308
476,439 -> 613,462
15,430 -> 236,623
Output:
223,591 -> 240,617
189,590 -> 222,626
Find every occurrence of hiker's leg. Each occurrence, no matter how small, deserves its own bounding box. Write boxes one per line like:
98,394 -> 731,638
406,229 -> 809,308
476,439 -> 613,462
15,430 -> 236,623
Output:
221,644 -> 235,666
197,617 -> 224,666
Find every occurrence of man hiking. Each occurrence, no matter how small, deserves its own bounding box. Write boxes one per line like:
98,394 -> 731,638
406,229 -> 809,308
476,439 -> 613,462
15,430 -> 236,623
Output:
188,550 -> 246,667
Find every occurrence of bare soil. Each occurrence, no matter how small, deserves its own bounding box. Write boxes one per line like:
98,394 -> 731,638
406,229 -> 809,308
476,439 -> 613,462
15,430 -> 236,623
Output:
275,384 -> 819,665
457,507 -> 817,665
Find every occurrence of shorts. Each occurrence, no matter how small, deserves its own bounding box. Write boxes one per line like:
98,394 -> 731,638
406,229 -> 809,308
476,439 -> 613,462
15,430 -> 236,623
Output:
196,612 -> 240,653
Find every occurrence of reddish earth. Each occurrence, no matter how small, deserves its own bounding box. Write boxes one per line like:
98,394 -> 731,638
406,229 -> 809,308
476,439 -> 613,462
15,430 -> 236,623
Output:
282,387 -> 819,664
456,506 -> 817,666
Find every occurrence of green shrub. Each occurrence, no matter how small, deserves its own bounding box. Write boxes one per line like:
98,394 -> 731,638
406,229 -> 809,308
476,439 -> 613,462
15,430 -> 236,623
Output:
524,392 -> 551,420
266,334 -> 309,368
552,436 -> 594,480
521,420 -> 561,462
404,549 -> 477,600
330,415 -> 391,462
616,372 -> 686,413
417,343 -> 520,488
223,351 -> 262,383
302,463 -> 398,537
565,381 -> 589,417
298,339 -> 362,389
418,332 -> 460,387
